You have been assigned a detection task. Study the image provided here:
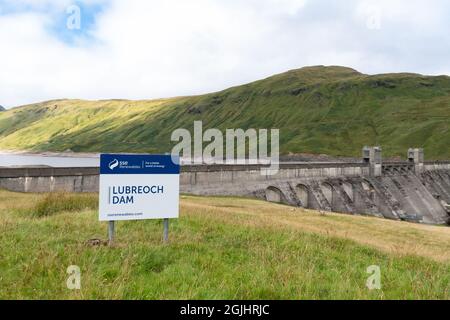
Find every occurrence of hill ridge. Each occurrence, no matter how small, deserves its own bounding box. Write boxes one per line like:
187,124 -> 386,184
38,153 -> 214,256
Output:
1,65 -> 449,159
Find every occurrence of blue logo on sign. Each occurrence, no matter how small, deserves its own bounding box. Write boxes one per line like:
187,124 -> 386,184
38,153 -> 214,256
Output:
109,159 -> 119,170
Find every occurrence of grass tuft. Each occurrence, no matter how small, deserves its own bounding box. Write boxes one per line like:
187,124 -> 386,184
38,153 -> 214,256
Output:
30,192 -> 98,218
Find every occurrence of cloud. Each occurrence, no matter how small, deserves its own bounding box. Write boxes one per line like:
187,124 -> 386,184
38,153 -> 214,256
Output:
0,0 -> 449,108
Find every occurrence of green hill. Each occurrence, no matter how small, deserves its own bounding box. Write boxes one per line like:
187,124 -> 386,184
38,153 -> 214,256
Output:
1,65 -> 450,159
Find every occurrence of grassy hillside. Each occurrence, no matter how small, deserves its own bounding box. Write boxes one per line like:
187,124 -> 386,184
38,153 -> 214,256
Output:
0,190 -> 449,299
1,66 -> 450,158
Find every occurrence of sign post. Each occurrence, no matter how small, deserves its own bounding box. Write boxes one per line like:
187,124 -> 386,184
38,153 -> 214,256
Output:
99,154 -> 180,245
108,221 -> 115,245
163,218 -> 169,243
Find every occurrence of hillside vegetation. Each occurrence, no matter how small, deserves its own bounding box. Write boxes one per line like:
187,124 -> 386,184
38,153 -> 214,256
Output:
1,66 -> 450,158
0,190 -> 449,299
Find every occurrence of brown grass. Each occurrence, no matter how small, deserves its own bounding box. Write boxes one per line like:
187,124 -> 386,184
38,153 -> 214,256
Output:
180,195 -> 450,262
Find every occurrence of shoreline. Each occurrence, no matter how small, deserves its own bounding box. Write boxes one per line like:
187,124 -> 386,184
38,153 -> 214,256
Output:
0,149 -> 99,158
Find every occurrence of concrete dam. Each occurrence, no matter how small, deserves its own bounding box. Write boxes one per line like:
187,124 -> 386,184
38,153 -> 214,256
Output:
1,147 -> 449,225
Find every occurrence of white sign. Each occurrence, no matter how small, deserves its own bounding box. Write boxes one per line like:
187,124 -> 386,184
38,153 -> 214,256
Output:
99,154 -> 180,221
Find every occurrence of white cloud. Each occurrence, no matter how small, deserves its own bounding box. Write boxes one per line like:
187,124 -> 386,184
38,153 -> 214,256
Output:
0,0 -> 449,108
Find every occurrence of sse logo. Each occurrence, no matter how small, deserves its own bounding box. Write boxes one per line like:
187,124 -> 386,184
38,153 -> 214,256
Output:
108,159 -> 119,170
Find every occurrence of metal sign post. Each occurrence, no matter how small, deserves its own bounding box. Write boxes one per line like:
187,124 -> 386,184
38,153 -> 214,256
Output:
108,221 -> 115,245
163,218 -> 169,243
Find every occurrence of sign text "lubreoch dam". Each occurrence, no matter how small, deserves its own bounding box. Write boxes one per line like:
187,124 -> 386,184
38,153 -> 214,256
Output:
110,185 -> 164,204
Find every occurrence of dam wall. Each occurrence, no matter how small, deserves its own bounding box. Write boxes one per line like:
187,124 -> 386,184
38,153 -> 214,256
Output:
0,167 -> 99,193
0,162 -> 371,194
0,148 -> 449,225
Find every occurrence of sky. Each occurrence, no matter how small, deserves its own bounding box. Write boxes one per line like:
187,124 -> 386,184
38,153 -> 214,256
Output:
0,0 -> 449,108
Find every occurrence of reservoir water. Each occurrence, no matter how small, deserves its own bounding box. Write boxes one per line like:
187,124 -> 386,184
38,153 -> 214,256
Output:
0,153 -> 99,167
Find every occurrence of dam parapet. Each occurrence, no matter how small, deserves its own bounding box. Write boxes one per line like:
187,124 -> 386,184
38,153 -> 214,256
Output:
1,147 -> 449,225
